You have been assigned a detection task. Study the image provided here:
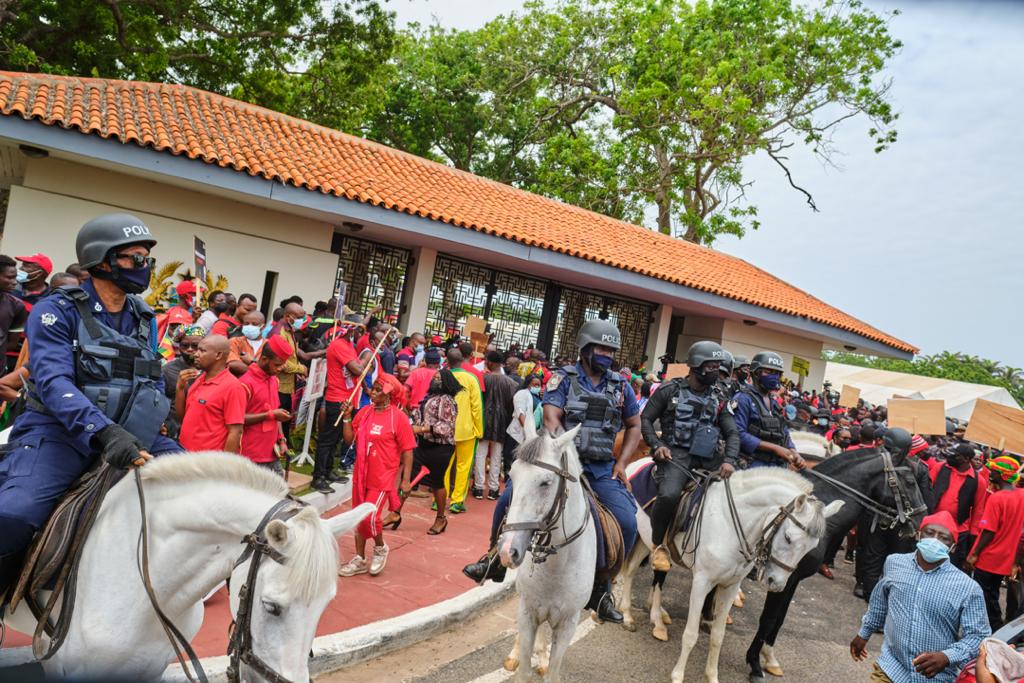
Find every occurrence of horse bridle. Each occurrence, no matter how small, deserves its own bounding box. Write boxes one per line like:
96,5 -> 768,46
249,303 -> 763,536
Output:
802,448 -> 927,534
723,479 -> 815,576
134,469 -> 306,683
501,451 -> 590,563
225,498 -> 307,683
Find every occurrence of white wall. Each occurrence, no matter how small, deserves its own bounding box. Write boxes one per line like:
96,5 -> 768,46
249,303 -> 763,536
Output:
2,158 -> 340,309
722,320 -> 826,389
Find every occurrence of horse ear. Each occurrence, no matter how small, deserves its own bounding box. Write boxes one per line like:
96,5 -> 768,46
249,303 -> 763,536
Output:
323,502 -> 376,539
266,519 -> 289,550
793,493 -> 808,509
823,500 -> 845,518
552,424 -> 581,452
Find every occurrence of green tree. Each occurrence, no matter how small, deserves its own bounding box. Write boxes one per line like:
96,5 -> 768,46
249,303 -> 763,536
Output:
0,0 -> 395,128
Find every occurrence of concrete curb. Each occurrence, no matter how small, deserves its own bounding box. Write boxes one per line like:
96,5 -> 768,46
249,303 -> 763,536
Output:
162,574 -> 516,682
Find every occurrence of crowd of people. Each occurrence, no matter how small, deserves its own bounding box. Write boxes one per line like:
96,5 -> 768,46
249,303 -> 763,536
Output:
2,214 -> 1024,683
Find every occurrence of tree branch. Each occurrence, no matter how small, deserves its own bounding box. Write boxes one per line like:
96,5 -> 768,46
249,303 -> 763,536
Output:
768,150 -> 818,212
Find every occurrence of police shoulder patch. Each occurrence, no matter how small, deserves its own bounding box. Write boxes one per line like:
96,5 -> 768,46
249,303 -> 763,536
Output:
546,373 -> 563,392
40,312 -> 57,326
728,400 -> 737,414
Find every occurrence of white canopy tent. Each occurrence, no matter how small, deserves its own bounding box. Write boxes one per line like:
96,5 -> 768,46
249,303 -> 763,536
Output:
824,362 -> 1020,422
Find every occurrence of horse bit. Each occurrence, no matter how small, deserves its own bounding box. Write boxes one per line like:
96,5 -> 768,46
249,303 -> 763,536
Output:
723,478 -> 815,577
501,451 -> 590,563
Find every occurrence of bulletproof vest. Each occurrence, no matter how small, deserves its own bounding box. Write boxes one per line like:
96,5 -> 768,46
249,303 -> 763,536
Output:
738,385 -> 788,446
666,380 -> 723,459
718,378 -> 741,398
28,287 -> 170,449
562,366 -> 623,462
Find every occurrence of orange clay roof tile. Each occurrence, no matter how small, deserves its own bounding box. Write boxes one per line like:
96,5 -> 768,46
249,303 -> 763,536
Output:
0,71 -> 915,353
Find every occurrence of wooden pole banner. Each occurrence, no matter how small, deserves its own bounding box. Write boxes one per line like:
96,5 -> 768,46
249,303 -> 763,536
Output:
664,364 -> 689,380
838,385 -> 861,409
464,315 -> 487,338
964,399 -> 1024,456
886,398 -> 947,435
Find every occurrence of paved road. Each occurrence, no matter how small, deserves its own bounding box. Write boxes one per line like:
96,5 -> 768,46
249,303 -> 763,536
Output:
326,557 -> 882,683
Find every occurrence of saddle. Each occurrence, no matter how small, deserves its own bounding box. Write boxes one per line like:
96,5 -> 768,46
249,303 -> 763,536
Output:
583,484 -> 625,582
8,460 -> 122,658
629,460 -> 709,566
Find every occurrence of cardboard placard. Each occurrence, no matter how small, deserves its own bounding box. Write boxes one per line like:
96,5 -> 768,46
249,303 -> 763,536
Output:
464,315 -> 487,338
791,356 -> 810,377
838,384 -> 861,409
964,399 -> 1024,455
664,363 -> 689,380
886,399 -> 947,435
469,331 -> 490,354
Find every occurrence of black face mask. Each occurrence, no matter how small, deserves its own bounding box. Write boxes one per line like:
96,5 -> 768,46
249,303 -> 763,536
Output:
695,367 -> 719,387
212,301 -> 229,314
836,439 -> 851,449
735,370 -> 749,383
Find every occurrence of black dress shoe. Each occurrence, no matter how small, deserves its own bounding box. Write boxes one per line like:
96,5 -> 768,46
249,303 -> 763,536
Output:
462,553 -> 506,584
853,583 -> 865,599
328,469 -> 349,483
311,478 -> 335,494
588,591 -> 623,624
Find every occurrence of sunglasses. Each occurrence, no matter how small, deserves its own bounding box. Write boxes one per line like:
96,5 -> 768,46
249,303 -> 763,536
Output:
115,253 -> 156,269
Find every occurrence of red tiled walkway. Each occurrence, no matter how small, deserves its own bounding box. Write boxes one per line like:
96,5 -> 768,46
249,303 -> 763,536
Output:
2,494 -> 495,657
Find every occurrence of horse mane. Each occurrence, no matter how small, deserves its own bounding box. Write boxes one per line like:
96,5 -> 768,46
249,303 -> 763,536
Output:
513,432 -> 582,478
140,453 -> 336,603
729,466 -> 814,497
791,431 -> 828,447
139,451 -> 289,498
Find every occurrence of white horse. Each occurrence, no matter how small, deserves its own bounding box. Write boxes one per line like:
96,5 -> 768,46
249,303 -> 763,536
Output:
496,424 -> 595,683
2,452 -> 374,682
619,460 -> 843,683
791,430 -> 841,461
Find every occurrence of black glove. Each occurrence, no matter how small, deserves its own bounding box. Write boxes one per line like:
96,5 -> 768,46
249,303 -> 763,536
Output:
95,424 -> 144,469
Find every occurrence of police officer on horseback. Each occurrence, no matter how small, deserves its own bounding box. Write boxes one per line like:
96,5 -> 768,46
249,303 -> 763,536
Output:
463,319 -> 641,624
641,341 -> 740,572
717,349 -> 742,398
0,214 -> 179,595
733,351 -> 805,470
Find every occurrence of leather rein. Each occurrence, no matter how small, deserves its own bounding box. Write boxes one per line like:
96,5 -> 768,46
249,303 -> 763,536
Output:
723,478 -> 814,576
802,449 -> 926,534
133,469 -> 307,683
501,451 -> 590,563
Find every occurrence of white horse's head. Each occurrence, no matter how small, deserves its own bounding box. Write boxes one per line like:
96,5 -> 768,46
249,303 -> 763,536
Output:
497,424 -> 583,569
761,493 -> 843,591
229,501 -> 375,682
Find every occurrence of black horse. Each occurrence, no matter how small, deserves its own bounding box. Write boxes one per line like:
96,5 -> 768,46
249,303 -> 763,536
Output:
745,449 -> 927,682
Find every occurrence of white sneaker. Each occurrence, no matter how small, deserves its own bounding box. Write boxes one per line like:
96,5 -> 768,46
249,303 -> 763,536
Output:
338,555 -> 368,577
369,544 -> 390,576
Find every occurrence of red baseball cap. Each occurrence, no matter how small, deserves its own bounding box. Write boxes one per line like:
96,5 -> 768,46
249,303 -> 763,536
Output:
16,253 -> 53,275
266,334 -> 292,360
176,280 -> 196,297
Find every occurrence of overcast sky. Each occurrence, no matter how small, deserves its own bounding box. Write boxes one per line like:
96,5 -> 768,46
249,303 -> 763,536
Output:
390,0 -> 1024,366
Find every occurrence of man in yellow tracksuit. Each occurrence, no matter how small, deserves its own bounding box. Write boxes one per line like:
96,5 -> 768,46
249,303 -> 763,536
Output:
447,347 -> 483,514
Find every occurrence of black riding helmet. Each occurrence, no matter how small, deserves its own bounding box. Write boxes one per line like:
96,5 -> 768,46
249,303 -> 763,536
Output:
718,349 -> 735,376
880,427 -> 913,458
576,319 -> 621,351
76,213 -> 157,269
750,351 -> 785,374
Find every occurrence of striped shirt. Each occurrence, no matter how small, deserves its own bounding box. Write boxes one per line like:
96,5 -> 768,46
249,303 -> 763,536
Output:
859,552 -> 990,683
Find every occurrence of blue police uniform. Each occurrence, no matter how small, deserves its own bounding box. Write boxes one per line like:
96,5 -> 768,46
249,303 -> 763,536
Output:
733,387 -> 795,468
489,362 -> 639,558
0,281 -> 180,555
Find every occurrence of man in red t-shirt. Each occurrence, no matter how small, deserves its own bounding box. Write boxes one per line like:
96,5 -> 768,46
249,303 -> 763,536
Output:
458,341 -> 486,392
966,455 -> 1024,629
406,347 -> 441,407
176,334 -> 247,452
238,335 -> 293,473
311,315 -> 366,493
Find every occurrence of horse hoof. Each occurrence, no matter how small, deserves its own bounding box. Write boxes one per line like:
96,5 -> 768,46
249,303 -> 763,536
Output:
623,620 -> 637,632
535,665 -> 548,676
503,658 -> 519,672
726,614 -> 733,625
734,594 -> 745,609
764,664 -> 784,677
591,612 -> 604,625
749,675 -> 766,683
652,625 -> 669,642
662,613 -> 672,625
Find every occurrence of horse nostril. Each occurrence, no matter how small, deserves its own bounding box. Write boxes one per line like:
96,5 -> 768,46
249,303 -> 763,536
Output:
509,548 -> 521,564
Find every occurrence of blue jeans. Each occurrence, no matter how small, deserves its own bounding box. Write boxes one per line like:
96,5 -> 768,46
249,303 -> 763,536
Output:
491,459 -> 637,560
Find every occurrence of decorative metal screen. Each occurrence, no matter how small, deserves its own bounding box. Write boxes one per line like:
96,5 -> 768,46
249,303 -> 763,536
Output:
550,288 -> 653,370
425,255 -> 546,349
333,236 -> 410,323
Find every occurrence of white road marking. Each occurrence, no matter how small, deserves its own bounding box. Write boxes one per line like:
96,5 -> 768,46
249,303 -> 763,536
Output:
465,617 -> 598,683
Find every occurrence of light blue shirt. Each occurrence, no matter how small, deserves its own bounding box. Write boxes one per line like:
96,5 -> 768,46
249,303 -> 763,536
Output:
859,552 -> 990,683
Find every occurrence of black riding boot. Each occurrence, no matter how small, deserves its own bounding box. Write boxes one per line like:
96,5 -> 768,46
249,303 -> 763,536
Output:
0,552 -> 24,606
462,552 -> 506,584
586,578 -> 623,624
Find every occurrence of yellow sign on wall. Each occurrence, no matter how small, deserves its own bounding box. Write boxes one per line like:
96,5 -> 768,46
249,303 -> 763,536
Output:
791,356 -> 810,377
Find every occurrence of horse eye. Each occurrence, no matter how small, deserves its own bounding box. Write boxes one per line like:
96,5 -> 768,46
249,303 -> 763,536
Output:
262,599 -> 282,616
784,532 -> 792,544
539,480 -> 551,488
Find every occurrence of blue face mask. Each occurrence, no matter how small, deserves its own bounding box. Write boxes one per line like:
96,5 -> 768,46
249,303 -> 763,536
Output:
415,344 -> 424,352
113,265 -> 151,294
916,537 -> 951,563
242,324 -> 262,340
291,317 -> 305,330
530,386 -> 541,396
15,269 -> 29,284
590,352 -> 614,372
757,373 -> 781,391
